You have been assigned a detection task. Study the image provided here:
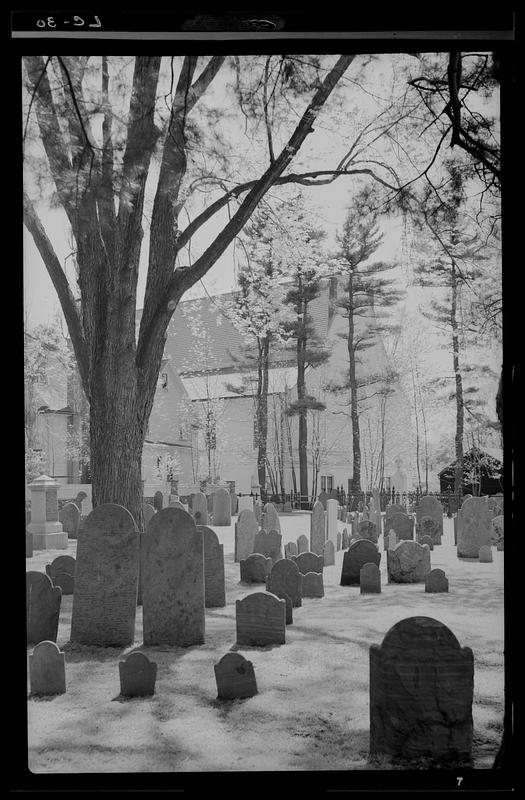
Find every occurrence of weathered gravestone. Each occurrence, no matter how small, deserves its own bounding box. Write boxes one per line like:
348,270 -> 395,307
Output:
235,510 -> 258,562
169,500 -> 186,510
143,503 -> 156,529
317,491 -> 328,510
385,503 -> 406,532
253,500 -> 263,525
292,551 -> 324,575
262,502 -> 281,533
491,515 -> 504,548
323,539 -> 335,566
119,651 -> 157,697
387,530 -> 397,550
267,558 -> 302,608
310,500 -> 326,556
296,534 -> 309,554
192,491 -> 209,526
360,562 -> 381,594
214,652 -> 258,700
342,528 -> 350,549
59,502 -> 81,539
240,553 -> 271,583
198,525 -> 226,608
326,499 -> 338,547
236,592 -> 286,646
253,529 -> 283,565
340,540 -> 381,586
387,540 -> 431,584
26,526 -> 33,558
284,541 -> 297,559
369,617 -> 473,764
141,507 -> 204,647
212,488 -> 231,526
457,496 -> 492,559
45,555 -> 76,595
301,571 -> 324,598
417,515 -> 439,546
416,496 -> 443,543
27,572 -> 61,645
153,491 -> 164,512
357,520 -> 378,543
425,568 -> 449,593
70,504 -> 139,647
478,545 -> 493,563
29,640 -> 66,696
336,531 -> 341,551
390,512 -> 413,542
419,534 -> 434,551
27,475 -> 68,550
237,495 -> 254,513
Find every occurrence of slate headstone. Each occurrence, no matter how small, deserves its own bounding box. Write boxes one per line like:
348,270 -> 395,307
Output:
235,592 -> 286,646
340,540 -> 381,586
326,499 -> 338,546
292,551 -> 324,575
253,500 -> 263,524
153,491 -> 164,511
387,540 -> 431,584
323,539 -> 335,566
301,571 -> 324,598
45,555 -> 76,595
385,503 -> 405,532
240,553 -> 272,583
192,491 -> 209,526
390,512 -> 413,542
425,568 -> 449,593
342,528 -> 349,549
318,491 -> 328,510
199,525 -> 226,608
358,519 -> 378,543
214,652 -> 257,699
119,651 -> 157,697
212,488 -> 231,526
237,495 -> 254,514
310,500 -> 326,555
457,497 -> 492,558
284,541 -> 298,559
262,502 -> 281,533
266,558 -> 303,608
417,515 -> 439,546
27,572 -> 61,645
416,496 -> 443,543
419,534 -> 434,551
29,640 -> 66,696
59,502 -> 81,539
143,503 -> 156,528
491,515 -> 504,547
360,562 -> 381,594
478,545 -> 493,563
235,510 -> 258,562
296,534 -> 309,554
253,529 -> 282,565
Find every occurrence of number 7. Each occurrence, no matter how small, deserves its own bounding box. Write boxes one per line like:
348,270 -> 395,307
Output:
457,777 -> 463,787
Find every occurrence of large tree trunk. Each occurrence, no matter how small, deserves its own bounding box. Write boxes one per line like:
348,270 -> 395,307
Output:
451,263 -> 464,499
346,275 -> 361,492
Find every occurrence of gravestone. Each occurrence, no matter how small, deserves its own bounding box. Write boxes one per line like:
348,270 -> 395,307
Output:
27,475 -> 68,550
237,495 -> 254,514
336,531 -> 342,551
387,540 -> 431,584
326,499 -> 338,547
198,525 -> 226,608
235,510 -> 258,562
284,541 -> 297,559
253,529 -> 282,565
419,534 -> 434,551
478,545 -> 493,563
323,539 -> 335,566
296,534 -> 309,554
292,551 -> 324,575
141,507 -> 204,647
26,527 -> 33,558
169,500 -> 186,510
390,512 -> 413,542
266,558 -> 303,608
342,529 -> 349,549
318,491 -> 328,510
192,491 -> 209,526
214,653 -> 257,700
235,592 -> 286,646
74,490 -> 87,513
425,568 -> 449,593
340,540 -> 381,586
416,496 -> 444,537
143,503 -> 156,529
213,488 -> 231,526
491,515 -> 504,547
59,502 -> 81,539
301,571 -> 324,598
357,520 -> 378,543
29,640 -> 66,696
240,553 -> 272,583
310,500 -> 326,555
27,572 -> 61,645
461,494 -> 473,505
153,491 -> 164,511
369,617 -> 473,763
262,503 -> 281,533
417,515 -> 439,546
387,530 -> 397,550
119,651 -> 157,697
360,562 -> 381,594
457,497 -> 492,559
253,500 -> 263,525
45,555 -> 76,595
70,504 -> 139,647
385,503 -> 405,532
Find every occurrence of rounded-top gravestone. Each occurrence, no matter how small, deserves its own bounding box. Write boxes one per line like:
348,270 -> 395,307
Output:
340,540 -> 381,586
212,488 -> 231,526
387,540 -> 431,584
457,496 -> 492,558
27,572 -> 62,645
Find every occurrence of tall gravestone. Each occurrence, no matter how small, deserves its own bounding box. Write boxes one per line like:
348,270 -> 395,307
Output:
253,529 -> 282,565
387,541 -> 431,584
262,503 -> 281,533
29,640 -> 66,696
59,502 -> 81,540
212,488 -> 231,526
292,551 -> 324,575
198,525 -> 226,608
323,539 -> 335,566
27,475 -> 68,550
236,592 -> 286,646
370,617 -> 473,764
240,553 -> 271,583
457,496 -> 493,558
310,500 -> 326,555
27,572 -> 62,645
385,503 -> 406,533
416,516 -> 438,546
143,503 -> 156,528
266,558 -> 302,608
235,509 -> 258,562
340,540 -> 381,586
326,499 -> 338,548
142,507 -> 204,646
416,496 -> 443,543
390,512 -> 413,542
318,491 -> 328,510
253,500 -> 263,525
70,504 -> 139,647
192,491 -> 209,526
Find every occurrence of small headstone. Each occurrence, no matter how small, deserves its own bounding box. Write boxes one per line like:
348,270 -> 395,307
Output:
199,525 -> 226,608
153,491 -> 164,512
213,488 -> 231,526
29,640 -> 66,696
284,541 -> 297,559
192,491 -> 209,526
310,500 -> 326,555
360,562 -> 381,594
387,541 -> 431,584
340,540 -> 381,586
478,545 -> 493,563
26,572 -> 61,645
240,553 -> 272,583
292,551 -> 324,575
45,555 -> 76,595
59,502 -> 81,539
262,503 -> 281,533
358,520 -> 378,543
301,571 -> 324,598
266,558 -> 302,608
323,539 -> 335,566
143,503 -> 156,528
214,652 -> 257,700
235,592 -> 286,646
317,491 -> 328,510
253,529 -> 282,565
296,534 -> 309,554
119,651 -> 157,697
425,568 -> 449,593
336,531 -> 342,551
419,534 -> 434,551
235,510 -> 258,562
369,617 -> 473,764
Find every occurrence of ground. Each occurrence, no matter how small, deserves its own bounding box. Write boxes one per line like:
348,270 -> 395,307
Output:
26,514 -> 504,774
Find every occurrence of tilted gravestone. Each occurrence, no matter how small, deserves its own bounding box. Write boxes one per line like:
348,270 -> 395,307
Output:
387,540 -> 431,584
369,617 -> 473,764
284,541 -> 298,559
27,572 -> 61,645
317,491 -> 328,510
59,502 -> 81,539
143,503 -> 156,529
478,545 -> 493,563
491,515 -> 504,548
153,491 -> 164,512
390,512 -> 413,542
310,500 -> 326,555
425,568 -> 449,593
240,553 -> 271,583
214,652 -> 258,700
213,488 -> 232,526
235,592 -> 286,646
323,539 -> 335,566
45,555 -> 76,596
141,507 -> 204,647
326,499 -> 338,547
266,558 -> 302,608
301,571 -> 324,598
340,540 -> 381,586
416,496 -> 443,543
357,520 -> 378,543
253,529 -> 282,565
192,491 -> 209,526
235,510 -> 258,562
292,551 -> 324,575
198,525 -> 226,608
419,534 -> 434,551
457,497 -> 492,558
29,640 -> 66,696
262,503 -> 281,533
296,534 -> 309,554
360,562 -> 381,594
119,651 -> 157,697
70,504 -> 139,647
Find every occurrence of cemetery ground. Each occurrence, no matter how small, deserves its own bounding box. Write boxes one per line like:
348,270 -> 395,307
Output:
26,515 -> 504,774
